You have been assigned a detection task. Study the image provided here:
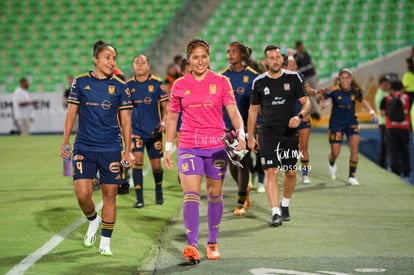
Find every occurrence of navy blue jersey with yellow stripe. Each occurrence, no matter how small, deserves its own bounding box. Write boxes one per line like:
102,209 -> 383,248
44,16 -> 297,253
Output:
321,84 -> 363,129
128,75 -> 168,139
221,66 -> 258,129
68,71 -> 132,152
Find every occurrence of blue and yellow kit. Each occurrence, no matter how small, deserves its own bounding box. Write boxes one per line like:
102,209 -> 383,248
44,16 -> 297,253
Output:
320,84 -> 363,131
128,75 -> 168,139
68,71 -> 132,152
220,66 -> 258,129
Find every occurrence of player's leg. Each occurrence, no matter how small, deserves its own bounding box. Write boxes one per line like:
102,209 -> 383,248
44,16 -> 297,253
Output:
347,133 -> 360,185
234,152 -> 251,216
264,167 -> 282,227
204,147 -> 227,260
97,151 -> 125,256
298,127 -> 311,184
72,151 -> 100,247
177,148 -> 204,264
132,136 -> 145,208
148,138 -> 164,205
328,129 -> 342,179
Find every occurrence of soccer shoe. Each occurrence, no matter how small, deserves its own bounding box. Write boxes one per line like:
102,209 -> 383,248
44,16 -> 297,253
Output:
233,206 -> 246,216
270,214 -> 283,227
347,177 -> 359,186
133,200 -> 144,208
328,163 -> 337,180
83,216 -> 100,247
156,192 -> 164,205
302,175 -> 311,185
206,243 -> 220,260
257,183 -> 265,193
183,244 -> 200,264
99,246 -> 113,256
280,204 -> 291,222
221,131 -> 248,168
244,185 -> 251,210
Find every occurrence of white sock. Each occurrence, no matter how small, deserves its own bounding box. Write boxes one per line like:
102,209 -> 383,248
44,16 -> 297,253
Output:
99,236 -> 111,249
281,197 -> 290,207
86,216 -> 100,235
272,207 -> 281,216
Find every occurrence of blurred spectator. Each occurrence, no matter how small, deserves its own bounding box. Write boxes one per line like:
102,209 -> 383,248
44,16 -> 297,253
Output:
295,40 -> 320,119
12,78 -> 35,135
380,80 -> 411,181
402,57 -> 414,106
164,63 -> 178,95
173,55 -> 184,75
375,74 -> 391,168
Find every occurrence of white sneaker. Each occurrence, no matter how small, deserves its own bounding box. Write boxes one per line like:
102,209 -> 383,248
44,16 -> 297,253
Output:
347,177 -> 359,186
83,215 -> 100,247
328,163 -> 337,180
257,183 -> 265,193
302,175 -> 311,185
99,246 -> 113,256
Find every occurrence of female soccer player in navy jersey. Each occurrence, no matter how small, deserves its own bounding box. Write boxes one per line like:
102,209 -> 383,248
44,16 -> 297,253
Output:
220,41 -> 258,216
127,54 -> 168,208
318,68 -> 377,186
164,38 -> 245,264
60,40 -> 134,256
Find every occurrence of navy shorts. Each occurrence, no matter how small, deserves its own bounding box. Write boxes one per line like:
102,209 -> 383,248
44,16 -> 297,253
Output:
72,150 -> 125,184
132,135 -> 163,159
328,125 -> 359,144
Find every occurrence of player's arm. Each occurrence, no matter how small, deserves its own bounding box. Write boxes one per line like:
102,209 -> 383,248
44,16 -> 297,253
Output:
119,109 -> 135,166
164,112 -> 179,169
247,104 -> 260,151
159,100 -> 168,131
360,98 -> 377,121
60,103 -> 78,159
289,95 -> 311,128
225,104 -> 246,151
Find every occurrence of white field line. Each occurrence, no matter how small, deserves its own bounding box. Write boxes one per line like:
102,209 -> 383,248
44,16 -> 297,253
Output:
7,166 -> 152,275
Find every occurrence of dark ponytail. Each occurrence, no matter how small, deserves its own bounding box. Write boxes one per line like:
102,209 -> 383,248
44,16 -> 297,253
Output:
93,39 -> 117,57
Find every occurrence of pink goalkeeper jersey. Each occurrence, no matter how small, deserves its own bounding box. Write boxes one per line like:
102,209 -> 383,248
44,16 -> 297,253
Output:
170,70 -> 236,149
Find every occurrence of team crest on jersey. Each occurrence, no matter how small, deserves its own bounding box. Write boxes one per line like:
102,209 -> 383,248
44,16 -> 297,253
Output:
182,163 -> 189,172
284,83 -> 290,91
209,84 -> 216,94
243,75 -> 249,83
108,85 -> 115,94
264,87 -> 270,95
184,89 -> 191,95
84,85 -> 90,90
338,96 -> 342,100
148,85 -> 154,92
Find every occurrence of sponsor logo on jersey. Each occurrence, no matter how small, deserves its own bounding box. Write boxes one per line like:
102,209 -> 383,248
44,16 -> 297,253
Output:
101,100 -> 112,110
125,87 -> 130,96
181,154 -> 195,159
184,89 -> 191,95
243,75 -> 249,83
284,83 -> 290,91
338,96 -> 342,100
236,87 -> 245,95
144,97 -> 152,104
203,100 -> 214,109
148,85 -> 154,92
209,84 -> 216,94
108,85 -> 115,94
84,85 -> 90,90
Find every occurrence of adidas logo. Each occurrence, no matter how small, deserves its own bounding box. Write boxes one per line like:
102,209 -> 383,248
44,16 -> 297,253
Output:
84,85 -> 91,90
184,90 -> 191,95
